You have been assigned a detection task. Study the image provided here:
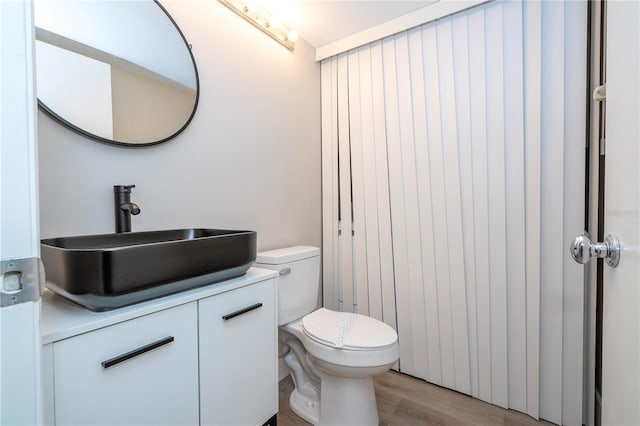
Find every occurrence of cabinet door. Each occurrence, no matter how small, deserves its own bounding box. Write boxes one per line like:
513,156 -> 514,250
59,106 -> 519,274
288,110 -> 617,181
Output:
53,302 -> 199,426
199,279 -> 277,426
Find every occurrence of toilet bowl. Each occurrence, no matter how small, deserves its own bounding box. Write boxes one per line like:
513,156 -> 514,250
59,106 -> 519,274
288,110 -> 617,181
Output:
255,246 -> 399,426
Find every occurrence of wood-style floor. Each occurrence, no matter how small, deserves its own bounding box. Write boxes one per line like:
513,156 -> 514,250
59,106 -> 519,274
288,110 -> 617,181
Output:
278,371 -> 556,426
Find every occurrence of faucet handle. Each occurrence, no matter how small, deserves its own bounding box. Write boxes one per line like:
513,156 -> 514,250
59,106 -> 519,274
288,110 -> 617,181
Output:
114,184 -> 136,193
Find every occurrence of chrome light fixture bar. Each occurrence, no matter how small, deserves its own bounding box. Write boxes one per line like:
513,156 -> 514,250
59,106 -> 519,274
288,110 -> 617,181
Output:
218,0 -> 298,51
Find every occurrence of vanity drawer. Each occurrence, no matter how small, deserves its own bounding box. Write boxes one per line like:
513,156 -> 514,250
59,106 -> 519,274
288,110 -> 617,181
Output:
51,302 -> 199,426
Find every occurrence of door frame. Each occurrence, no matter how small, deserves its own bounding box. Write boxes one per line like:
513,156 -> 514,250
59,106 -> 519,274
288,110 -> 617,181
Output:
584,2 -> 606,425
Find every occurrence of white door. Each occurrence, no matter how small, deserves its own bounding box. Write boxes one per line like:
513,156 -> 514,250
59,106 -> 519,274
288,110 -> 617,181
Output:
0,1 -> 43,424
600,1 -> 640,424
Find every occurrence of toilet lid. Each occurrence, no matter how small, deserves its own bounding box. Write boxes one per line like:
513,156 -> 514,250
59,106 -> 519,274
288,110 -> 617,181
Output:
302,308 -> 397,351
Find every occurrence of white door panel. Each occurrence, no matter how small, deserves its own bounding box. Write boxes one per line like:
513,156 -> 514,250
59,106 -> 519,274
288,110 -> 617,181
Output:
0,0 -> 42,424
601,1 -> 640,424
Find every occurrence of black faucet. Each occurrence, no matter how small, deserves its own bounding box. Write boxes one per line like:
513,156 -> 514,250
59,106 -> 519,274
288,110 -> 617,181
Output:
114,185 -> 141,233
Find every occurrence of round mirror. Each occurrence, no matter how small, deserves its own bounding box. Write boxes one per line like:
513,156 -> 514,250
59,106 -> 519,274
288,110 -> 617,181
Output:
34,0 -> 199,147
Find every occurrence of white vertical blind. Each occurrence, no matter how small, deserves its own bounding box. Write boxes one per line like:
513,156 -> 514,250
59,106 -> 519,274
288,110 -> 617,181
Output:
336,53 -> 353,313
540,2 -> 565,421
408,27 -> 441,385
320,58 -> 339,312
466,7 -> 492,404
320,0 -> 586,423
523,0 -> 542,418
503,0 -> 527,414
561,2 -> 588,424
347,51 -> 370,317
370,42 -> 397,331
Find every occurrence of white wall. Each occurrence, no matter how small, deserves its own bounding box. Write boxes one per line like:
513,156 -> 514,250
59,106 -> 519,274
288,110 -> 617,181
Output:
37,0 -> 321,252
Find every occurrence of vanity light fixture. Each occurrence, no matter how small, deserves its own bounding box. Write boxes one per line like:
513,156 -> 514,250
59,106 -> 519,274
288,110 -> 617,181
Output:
218,0 -> 298,51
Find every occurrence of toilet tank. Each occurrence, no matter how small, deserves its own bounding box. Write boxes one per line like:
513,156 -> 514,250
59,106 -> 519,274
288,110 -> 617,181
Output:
254,246 -> 320,326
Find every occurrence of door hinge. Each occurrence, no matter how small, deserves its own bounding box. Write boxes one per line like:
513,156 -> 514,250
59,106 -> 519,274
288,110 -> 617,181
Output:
1,257 -> 44,307
600,137 -> 606,155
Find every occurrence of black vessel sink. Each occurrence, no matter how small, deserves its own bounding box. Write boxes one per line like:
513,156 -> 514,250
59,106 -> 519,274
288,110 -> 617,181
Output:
41,228 -> 256,311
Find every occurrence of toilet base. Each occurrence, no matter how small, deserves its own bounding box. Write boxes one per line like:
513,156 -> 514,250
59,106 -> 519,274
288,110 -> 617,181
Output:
289,387 -> 320,425
318,373 -> 379,426
288,372 -> 379,426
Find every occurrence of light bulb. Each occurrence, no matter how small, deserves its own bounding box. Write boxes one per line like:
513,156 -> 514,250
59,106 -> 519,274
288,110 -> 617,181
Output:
269,16 -> 281,29
287,30 -> 298,42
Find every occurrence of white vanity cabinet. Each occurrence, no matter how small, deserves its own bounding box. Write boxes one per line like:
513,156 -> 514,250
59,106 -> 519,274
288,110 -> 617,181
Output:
41,268 -> 278,426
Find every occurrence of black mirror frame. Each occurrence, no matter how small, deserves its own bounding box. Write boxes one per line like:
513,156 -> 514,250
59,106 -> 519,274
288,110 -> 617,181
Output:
37,0 -> 200,148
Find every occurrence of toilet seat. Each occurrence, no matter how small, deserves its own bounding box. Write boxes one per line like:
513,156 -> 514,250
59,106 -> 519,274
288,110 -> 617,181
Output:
302,308 -> 397,351
282,308 -> 400,369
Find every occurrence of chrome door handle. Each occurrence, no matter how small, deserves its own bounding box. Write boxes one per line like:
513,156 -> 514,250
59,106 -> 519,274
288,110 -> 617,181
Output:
570,234 -> 620,267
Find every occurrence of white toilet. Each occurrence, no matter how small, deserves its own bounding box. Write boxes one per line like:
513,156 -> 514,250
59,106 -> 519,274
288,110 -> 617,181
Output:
255,246 -> 400,426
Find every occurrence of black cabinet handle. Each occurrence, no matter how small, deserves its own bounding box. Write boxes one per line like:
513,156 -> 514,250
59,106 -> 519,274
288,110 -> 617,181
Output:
222,303 -> 263,321
101,336 -> 174,369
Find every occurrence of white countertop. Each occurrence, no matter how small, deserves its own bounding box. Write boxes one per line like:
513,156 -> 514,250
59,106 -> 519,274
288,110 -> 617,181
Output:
41,267 -> 278,344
